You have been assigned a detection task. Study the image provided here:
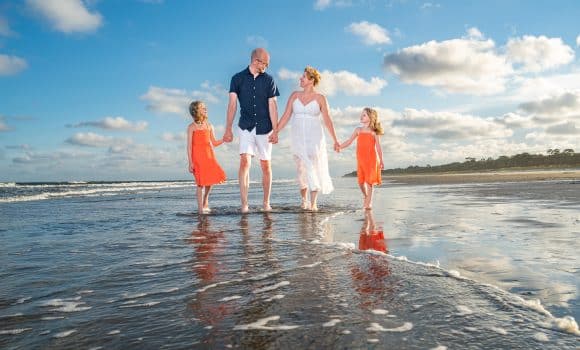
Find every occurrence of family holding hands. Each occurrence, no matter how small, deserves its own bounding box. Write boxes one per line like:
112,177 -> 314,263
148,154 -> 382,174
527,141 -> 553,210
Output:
187,48 -> 384,214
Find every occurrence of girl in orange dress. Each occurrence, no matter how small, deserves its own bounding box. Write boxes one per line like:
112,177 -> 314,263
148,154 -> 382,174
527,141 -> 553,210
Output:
187,101 -> 226,214
339,107 -> 384,209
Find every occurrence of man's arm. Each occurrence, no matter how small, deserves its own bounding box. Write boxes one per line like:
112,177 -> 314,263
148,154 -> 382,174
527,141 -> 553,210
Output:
223,92 -> 237,143
267,96 -> 278,143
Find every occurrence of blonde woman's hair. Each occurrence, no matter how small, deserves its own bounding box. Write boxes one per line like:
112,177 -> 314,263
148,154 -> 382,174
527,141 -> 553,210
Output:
304,66 -> 321,86
364,107 -> 384,135
189,101 -> 207,124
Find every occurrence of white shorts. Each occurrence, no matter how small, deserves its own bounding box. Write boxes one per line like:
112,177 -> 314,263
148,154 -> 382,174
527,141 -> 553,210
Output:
237,126 -> 272,161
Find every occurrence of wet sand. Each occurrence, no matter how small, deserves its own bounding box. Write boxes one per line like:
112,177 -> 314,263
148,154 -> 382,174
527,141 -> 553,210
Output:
381,169 -> 580,185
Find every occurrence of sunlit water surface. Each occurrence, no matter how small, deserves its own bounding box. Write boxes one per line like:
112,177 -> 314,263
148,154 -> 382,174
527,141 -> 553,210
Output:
0,178 -> 578,349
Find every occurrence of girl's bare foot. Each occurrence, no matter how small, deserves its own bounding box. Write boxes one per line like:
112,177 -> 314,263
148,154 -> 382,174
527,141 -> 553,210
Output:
301,199 -> 309,210
310,205 -> 319,212
262,204 -> 272,212
241,205 -> 250,214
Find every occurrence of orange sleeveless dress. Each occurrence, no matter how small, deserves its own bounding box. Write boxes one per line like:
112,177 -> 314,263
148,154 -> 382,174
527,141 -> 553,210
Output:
191,129 -> 226,186
356,133 -> 381,185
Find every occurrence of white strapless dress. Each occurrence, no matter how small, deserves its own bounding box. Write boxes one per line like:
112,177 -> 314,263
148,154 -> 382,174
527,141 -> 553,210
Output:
290,99 -> 334,194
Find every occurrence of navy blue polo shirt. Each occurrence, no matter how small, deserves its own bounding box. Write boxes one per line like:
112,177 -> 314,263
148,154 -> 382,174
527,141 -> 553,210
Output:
229,67 -> 280,135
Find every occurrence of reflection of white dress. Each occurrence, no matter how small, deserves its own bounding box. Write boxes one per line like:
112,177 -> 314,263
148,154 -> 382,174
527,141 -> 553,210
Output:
290,99 -> 334,194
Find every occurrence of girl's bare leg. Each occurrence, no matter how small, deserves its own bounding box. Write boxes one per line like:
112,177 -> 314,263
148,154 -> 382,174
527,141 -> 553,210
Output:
203,185 -> 212,212
310,190 -> 319,211
359,183 -> 368,208
300,187 -> 308,209
365,184 -> 374,210
196,185 -> 204,214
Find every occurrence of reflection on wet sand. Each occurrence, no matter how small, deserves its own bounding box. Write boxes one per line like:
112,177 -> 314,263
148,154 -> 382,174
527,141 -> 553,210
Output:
351,210 -> 393,309
358,210 -> 388,253
188,215 -> 231,334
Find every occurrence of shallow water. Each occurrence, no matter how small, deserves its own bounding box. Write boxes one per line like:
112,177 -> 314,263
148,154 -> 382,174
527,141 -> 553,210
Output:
0,178 -> 578,349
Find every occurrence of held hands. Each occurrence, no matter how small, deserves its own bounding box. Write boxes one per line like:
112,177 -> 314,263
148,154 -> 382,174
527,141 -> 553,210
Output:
333,141 -> 341,153
268,130 -> 279,144
223,129 -> 233,143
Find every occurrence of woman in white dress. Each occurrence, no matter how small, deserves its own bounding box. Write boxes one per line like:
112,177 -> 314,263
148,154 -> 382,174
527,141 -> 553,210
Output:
270,66 -> 340,210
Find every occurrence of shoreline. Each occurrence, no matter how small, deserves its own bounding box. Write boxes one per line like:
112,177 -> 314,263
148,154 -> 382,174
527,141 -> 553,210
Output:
379,169 -> 580,185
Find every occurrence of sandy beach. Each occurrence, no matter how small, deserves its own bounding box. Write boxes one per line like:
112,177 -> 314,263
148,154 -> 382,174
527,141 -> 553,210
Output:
381,169 -> 580,185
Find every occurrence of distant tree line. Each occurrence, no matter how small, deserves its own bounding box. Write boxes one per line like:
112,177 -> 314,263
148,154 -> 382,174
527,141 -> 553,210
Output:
344,149 -> 580,176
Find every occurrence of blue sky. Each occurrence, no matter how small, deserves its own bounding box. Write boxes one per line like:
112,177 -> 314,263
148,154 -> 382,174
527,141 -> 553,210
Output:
1,0 -> 579,182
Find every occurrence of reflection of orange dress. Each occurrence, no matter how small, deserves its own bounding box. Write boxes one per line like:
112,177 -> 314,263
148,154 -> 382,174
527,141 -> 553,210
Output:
358,230 -> 388,253
191,129 -> 226,186
356,133 -> 381,185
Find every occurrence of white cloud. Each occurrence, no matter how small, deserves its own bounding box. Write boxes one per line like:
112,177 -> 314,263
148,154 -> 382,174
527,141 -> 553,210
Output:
346,21 -> 391,45
0,16 -> 16,37
0,54 -> 28,76
518,91 -> 580,117
577,35 -> 580,47
140,85 -> 222,116
161,132 -> 186,142
68,116 -> 148,132
65,132 -> 132,148
545,121 -> 580,135
466,27 -> 484,40
524,130 -> 579,146
277,68 -> 301,81
493,112 -> 535,129
278,68 -> 387,96
507,72 -> 580,102
26,0 -> 103,34
383,30 -> 512,95
394,108 -> 513,140
506,35 -> 574,72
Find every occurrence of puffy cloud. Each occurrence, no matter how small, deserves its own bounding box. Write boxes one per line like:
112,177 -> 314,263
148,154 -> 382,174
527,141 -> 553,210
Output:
140,85 -> 223,116
545,121 -> 580,135
65,132 -> 132,148
506,35 -> 574,72
518,91 -> 580,117
26,0 -> 103,34
383,29 -> 512,95
0,54 -> 28,76
278,68 -> 386,96
577,35 -> 580,47
68,116 -> 148,132
277,68 -> 301,81
493,112 -> 535,129
394,108 -> 513,140
346,21 -> 391,45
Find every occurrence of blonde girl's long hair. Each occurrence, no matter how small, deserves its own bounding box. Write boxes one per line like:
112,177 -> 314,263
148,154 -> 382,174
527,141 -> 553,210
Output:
189,100 -> 207,124
364,107 -> 384,135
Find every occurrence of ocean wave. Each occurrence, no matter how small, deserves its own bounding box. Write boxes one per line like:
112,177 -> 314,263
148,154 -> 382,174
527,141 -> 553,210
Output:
0,181 -> 193,203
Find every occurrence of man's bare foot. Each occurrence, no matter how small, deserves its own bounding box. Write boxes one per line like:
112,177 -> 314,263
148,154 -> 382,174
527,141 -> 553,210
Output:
262,204 -> 272,212
202,207 -> 211,214
310,205 -> 319,212
241,205 -> 250,214
301,199 -> 309,210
